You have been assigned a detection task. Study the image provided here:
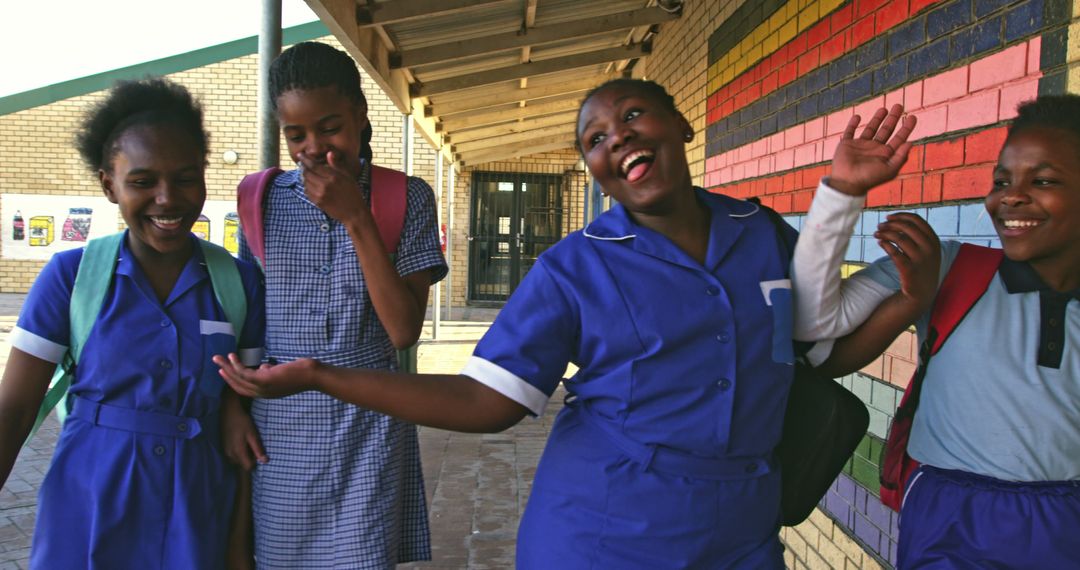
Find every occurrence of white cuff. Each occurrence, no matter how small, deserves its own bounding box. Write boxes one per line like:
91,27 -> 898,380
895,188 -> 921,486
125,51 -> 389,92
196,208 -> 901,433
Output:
239,347 -> 265,367
460,356 -> 550,416
11,327 -> 66,363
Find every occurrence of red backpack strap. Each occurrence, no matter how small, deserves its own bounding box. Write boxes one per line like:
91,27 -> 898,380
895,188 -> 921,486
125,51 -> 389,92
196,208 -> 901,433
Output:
236,167 -> 282,268
879,243 -> 1004,510
370,164 -> 407,255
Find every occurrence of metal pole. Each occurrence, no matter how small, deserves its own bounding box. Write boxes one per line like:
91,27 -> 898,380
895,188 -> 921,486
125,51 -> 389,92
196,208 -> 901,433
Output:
447,164 -> 455,321
432,150 -> 443,339
258,0 -> 282,169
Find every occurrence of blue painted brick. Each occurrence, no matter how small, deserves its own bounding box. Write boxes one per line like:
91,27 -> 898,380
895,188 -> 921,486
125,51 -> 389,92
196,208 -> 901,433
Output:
845,238 -> 863,264
837,472 -> 857,502
856,37 -> 887,70
749,99 -> 768,123
855,484 -> 869,512
854,512 -> 884,553
830,51 -> 858,85
908,37 -> 951,77
867,500 -> 894,534
874,55 -> 910,93
777,105 -> 798,130
861,211 -> 879,236
797,94 -> 820,120
927,204 -> 961,237
782,214 -> 801,230
928,0 -> 972,39
786,80 -> 805,102
890,540 -> 898,566
825,491 -> 854,527
721,133 -> 734,150
1040,26 -> 1068,68
989,238 -> 1001,248
889,16 -> 928,55
732,128 -> 747,147
745,120 -> 761,140
706,140 -> 722,158
759,113 -> 778,136
805,67 -> 829,94
766,90 -> 786,113
1004,0 -> 1042,42
821,84 -> 845,112
845,72 -> 874,104
975,0 -> 1013,17
958,202 -> 996,236
951,17 -> 1003,60
706,122 -> 721,142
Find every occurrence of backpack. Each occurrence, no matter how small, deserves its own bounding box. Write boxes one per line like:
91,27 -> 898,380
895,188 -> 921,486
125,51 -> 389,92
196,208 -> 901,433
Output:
236,165 -> 417,373
879,243 -> 1004,511
27,232 -> 247,442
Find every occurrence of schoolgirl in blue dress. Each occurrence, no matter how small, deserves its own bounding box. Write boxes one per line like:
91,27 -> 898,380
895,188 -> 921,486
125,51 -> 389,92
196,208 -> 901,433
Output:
218,78 -> 820,568
793,98 -> 1080,568
0,78 -> 265,569
224,42 -> 447,568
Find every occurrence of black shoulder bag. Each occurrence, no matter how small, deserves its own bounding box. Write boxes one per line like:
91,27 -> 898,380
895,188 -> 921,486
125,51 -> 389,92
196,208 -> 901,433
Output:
758,202 -> 870,527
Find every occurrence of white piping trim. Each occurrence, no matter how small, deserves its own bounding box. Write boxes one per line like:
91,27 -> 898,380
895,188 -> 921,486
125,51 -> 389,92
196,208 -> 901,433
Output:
728,202 -> 760,218
461,356 -> 550,416
583,228 -> 636,241
901,470 -> 925,511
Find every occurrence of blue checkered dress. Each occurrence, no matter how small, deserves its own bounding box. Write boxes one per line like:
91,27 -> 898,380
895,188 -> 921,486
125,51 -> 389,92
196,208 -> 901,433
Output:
240,164 -> 447,568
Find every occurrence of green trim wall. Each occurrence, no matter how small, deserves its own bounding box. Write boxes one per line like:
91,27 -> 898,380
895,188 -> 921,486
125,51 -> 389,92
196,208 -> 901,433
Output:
0,20 -> 329,115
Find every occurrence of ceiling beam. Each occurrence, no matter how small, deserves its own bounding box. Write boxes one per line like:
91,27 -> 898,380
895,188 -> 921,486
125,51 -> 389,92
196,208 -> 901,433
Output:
396,7 -> 679,68
415,42 -> 650,97
453,124 -> 576,154
450,111 -> 578,143
429,75 -> 613,116
439,97 -> 581,131
459,136 -> 575,165
355,0 -> 508,27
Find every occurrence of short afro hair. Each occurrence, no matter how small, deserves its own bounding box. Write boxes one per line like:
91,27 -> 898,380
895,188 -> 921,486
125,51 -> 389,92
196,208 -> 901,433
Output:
1008,94 -> 1080,153
75,77 -> 208,173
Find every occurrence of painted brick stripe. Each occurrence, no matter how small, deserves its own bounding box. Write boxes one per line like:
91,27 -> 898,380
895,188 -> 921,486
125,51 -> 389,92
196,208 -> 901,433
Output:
707,0 -> 944,127
704,39 -> 1039,192
705,0 -> 1055,158
707,0 -> 786,66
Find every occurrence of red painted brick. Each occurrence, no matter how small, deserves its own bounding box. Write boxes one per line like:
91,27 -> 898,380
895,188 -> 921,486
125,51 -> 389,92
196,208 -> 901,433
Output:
909,0 -> 940,15
807,19 -> 831,48
831,3 -> 854,30
721,98 -> 734,117
793,190 -> 814,212
807,165 -> 829,187
867,184 -> 890,207
851,15 -> 876,47
876,0 -> 909,34
805,117 -> 826,141
924,138 -> 964,170
922,67 -> 968,106
904,81 -> 924,111
964,127 -> 1007,165
772,192 -> 794,213
946,89 -> 1000,131
886,179 -> 903,205
760,195 -> 775,208
861,354 -> 885,380
761,70 -> 778,95
923,173 -> 943,202
943,166 -> 994,200
776,148 -> 795,171
782,172 -> 797,192
778,61 -> 798,86
899,144 -> 924,175
901,177 -> 923,204
820,32 -> 847,64
856,0 -> 890,18
969,44 -> 1028,92
912,105 -> 947,139
798,47 -> 821,77
746,81 -> 762,102
788,32 -> 808,59
827,108 -> 855,135
885,88 -> 906,109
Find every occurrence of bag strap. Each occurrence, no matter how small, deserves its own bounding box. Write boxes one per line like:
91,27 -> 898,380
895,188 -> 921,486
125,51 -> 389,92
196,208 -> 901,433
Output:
370,164 -> 408,255
236,167 -> 282,269
31,233 -> 123,433
199,239 -> 247,339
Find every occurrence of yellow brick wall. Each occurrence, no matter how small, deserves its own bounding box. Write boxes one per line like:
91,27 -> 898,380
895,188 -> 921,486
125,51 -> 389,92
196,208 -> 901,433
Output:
781,510 -> 886,570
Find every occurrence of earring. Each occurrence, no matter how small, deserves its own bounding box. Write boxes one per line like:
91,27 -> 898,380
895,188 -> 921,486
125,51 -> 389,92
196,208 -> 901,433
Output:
684,132 -> 693,141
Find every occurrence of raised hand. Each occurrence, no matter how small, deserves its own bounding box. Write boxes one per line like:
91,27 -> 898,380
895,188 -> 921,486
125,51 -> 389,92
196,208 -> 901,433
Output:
875,212 -> 941,313
297,151 -> 371,225
213,353 -> 322,399
830,104 -> 917,196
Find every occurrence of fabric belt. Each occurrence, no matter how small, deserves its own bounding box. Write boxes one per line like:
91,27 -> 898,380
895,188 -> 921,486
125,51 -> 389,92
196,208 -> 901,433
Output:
70,396 -> 218,441
571,401 -> 772,481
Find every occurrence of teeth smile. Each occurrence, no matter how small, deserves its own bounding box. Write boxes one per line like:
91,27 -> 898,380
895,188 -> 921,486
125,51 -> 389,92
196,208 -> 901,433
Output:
151,216 -> 183,225
620,150 -> 654,176
1002,219 -> 1040,229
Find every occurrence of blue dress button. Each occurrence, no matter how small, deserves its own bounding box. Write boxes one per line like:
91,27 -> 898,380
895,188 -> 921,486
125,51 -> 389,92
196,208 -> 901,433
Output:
744,462 -> 758,474
717,378 -> 731,390
160,319 -> 171,328
319,264 -> 331,274
716,334 -> 730,343
319,222 -> 331,232
177,423 -> 188,433
160,359 -> 173,369
706,286 -> 720,296
153,445 -> 166,456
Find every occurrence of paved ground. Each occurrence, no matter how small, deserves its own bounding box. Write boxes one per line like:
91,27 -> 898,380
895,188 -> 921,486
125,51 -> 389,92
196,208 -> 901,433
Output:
0,296 -> 570,569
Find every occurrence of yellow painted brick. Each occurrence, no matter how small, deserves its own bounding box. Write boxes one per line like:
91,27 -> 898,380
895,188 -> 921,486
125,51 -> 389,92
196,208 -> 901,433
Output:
752,20 -> 770,46
780,18 -> 799,45
854,555 -> 884,570
817,537 -> 853,570
804,547 -> 833,570
781,527 -> 809,560
799,5 -> 821,32
1069,62 -> 1080,93
769,9 -> 787,34
808,509 -> 835,540
764,30 -> 780,56
1069,21 -> 1080,64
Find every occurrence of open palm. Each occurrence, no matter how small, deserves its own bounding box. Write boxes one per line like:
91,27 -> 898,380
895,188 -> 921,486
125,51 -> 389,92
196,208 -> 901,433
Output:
829,104 -> 917,196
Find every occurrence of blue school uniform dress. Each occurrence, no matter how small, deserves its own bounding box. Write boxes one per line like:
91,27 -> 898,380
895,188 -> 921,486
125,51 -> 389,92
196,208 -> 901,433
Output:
11,233 -> 265,570
461,188 -> 795,569
242,166 -> 446,568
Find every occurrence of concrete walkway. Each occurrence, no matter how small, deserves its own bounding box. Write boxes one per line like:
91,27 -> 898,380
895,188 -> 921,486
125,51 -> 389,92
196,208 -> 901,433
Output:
0,297 -> 567,569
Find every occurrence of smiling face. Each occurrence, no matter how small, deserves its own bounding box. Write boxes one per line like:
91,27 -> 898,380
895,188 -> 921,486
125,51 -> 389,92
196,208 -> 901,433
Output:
276,85 -> 368,178
987,126 -> 1080,286
576,83 -> 693,215
100,122 -> 206,261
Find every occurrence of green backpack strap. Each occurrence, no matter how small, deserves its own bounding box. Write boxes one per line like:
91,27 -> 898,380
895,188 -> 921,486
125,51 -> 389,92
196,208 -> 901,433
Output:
199,239 -> 246,341
28,232 -> 124,440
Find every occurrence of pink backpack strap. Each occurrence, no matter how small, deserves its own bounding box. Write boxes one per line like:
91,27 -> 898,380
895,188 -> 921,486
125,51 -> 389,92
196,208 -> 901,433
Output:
236,167 -> 282,268
370,164 -> 407,255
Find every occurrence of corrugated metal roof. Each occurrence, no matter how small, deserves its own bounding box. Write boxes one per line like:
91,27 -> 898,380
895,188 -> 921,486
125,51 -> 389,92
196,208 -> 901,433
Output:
308,0 -> 683,166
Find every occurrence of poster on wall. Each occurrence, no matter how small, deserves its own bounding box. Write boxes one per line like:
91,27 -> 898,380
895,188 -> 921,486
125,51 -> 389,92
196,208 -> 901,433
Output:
2,194 -> 242,260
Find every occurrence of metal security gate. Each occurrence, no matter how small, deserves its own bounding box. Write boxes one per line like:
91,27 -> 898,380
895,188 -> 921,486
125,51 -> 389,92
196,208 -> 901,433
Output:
468,172 -> 563,303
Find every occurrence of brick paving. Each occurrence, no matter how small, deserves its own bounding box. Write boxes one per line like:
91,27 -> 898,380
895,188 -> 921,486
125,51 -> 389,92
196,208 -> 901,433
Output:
0,298 -> 569,569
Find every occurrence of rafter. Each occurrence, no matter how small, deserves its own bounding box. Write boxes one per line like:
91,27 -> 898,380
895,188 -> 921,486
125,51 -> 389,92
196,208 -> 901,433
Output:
396,7 -> 679,68
428,76 -> 610,116
454,124 -> 576,153
439,97 -> 582,131
458,135 -> 575,165
450,111 -> 578,144
355,0 -> 508,27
